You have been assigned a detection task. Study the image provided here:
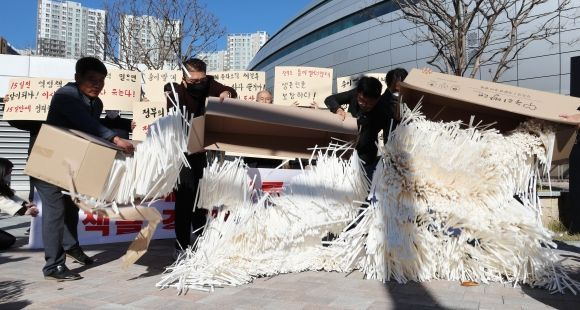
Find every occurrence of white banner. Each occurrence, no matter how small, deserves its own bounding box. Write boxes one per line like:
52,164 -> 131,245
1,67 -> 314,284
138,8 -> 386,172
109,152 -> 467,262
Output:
27,168 -> 299,248
28,194 -> 176,249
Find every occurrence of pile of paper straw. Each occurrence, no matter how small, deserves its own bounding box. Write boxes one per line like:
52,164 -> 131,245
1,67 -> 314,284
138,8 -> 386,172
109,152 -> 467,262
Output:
158,103 -> 580,295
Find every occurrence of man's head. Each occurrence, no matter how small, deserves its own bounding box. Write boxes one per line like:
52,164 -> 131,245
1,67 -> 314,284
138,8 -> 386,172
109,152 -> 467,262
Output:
75,57 -> 107,98
256,90 -> 273,104
356,76 -> 382,112
386,68 -> 408,93
182,58 -> 208,92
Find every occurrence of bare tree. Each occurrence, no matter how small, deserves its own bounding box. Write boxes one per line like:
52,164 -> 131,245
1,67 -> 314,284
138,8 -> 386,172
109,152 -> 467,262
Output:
388,0 -> 577,81
97,0 -> 225,70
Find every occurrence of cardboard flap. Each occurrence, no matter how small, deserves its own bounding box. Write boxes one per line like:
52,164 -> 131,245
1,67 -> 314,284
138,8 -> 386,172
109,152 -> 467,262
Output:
401,69 -> 580,127
187,115 -> 206,154
69,129 -> 124,151
205,97 -> 357,135
186,98 -> 358,158
400,69 -> 580,161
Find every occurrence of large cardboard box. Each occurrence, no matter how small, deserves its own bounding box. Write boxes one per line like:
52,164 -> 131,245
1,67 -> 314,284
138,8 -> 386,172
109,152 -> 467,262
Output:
25,125 -> 121,198
400,69 -> 580,162
188,98 -> 358,159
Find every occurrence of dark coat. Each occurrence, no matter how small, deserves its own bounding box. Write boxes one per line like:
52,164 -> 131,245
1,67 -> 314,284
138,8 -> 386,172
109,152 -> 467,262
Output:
324,89 -> 397,165
46,82 -> 116,141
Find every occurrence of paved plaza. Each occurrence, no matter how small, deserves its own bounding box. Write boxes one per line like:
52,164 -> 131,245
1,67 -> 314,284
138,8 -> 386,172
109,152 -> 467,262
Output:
1,214 -> 580,310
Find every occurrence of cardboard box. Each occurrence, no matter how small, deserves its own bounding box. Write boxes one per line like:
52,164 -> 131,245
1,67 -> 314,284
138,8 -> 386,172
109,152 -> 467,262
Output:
25,124 -> 122,198
188,97 -> 358,159
400,69 -> 580,161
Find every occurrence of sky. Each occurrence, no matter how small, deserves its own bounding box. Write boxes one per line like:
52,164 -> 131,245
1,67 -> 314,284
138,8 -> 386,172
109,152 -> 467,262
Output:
0,0 -> 314,50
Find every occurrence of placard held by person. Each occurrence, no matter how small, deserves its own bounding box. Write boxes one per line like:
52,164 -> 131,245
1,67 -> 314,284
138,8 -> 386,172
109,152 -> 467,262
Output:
2,78 -> 70,121
100,69 -> 142,111
209,71 -> 266,102
274,66 -> 333,108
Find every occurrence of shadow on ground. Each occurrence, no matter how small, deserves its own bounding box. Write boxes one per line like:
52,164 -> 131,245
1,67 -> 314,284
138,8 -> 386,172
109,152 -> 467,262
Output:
70,239 -> 174,279
521,241 -> 580,310
0,280 -> 31,310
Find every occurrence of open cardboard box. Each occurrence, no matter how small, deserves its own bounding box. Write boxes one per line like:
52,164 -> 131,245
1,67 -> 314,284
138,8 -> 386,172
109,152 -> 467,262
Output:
400,69 -> 580,163
187,97 -> 358,159
25,124 -> 123,198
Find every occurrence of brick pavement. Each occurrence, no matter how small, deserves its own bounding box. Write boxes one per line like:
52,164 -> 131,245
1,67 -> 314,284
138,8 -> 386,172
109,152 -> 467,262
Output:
1,214 -> 580,309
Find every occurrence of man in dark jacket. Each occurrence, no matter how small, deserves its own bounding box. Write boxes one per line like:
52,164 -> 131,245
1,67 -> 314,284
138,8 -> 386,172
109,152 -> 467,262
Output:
166,58 -> 237,256
34,57 -> 134,281
381,68 -> 408,115
325,76 -> 393,179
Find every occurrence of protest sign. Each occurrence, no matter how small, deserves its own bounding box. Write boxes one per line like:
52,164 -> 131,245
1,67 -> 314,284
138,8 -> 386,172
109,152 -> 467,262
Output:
132,100 -> 167,141
336,73 -> 387,93
209,71 -> 266,102
2,77 -> 70,121
100,69 -> 141,111
142,70 -> 180,102
274,66 -> 333,108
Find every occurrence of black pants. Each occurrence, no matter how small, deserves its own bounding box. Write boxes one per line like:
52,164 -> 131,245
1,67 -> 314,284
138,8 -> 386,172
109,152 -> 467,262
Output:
570,143 -> 580,231
32,178 -> 80,275
174,154 -> 207,250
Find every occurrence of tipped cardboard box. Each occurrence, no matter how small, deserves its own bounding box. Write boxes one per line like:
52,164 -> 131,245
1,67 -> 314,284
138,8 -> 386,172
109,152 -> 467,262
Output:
187,97 -> 358,159
25,124 -> 122,198
400,69 -> 580,162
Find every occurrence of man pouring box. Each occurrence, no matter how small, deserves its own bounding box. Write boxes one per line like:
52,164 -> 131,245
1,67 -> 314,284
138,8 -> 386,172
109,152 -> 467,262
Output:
25,125 -> 122,198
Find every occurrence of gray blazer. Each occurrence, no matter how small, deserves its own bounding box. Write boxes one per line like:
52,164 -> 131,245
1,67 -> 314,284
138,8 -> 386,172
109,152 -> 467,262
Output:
46,82 -> 116,141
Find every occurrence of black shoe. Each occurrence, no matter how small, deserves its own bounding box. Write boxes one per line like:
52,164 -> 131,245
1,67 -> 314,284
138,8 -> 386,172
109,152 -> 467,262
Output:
44,265 -> 82,281
65,247 -> 94,266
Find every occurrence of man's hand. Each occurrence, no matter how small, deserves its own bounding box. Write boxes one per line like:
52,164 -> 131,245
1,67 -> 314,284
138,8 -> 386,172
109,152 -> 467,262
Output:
25,203 -> 39,217
3,94 -> 8,103
113,136 -> 135,154
335,108 -> 346,121
559,113 -> 580,127
219,91 -> 232,103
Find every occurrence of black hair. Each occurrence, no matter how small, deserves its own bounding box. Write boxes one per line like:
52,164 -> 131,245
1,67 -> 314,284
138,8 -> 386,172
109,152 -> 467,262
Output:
75,57 -> 108,77
183,58 -> 207,73
386,68 -> 408,89
0,158 -> 14,198
356,76 -> 382,99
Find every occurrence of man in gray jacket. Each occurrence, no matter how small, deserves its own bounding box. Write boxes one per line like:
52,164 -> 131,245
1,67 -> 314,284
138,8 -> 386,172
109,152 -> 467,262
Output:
34,57 -> 133,281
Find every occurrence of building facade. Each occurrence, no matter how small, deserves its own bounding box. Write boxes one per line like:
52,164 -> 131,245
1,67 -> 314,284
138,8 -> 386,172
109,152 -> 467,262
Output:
249,0 -> 580,96
226,31 -> 269,70
198,50 -> 226,72
119,14 -> 181,68
36,0 -> 106,59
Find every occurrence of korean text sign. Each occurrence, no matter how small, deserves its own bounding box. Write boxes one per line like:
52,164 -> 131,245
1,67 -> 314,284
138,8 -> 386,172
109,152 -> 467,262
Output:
142,70 -> 180,102
274,66 -> 333,108
209,71 -> 266,102
100,69 -> 142,111
336,73 -> 387,93
132,100 -> 167,141
2,78 -> 70,121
